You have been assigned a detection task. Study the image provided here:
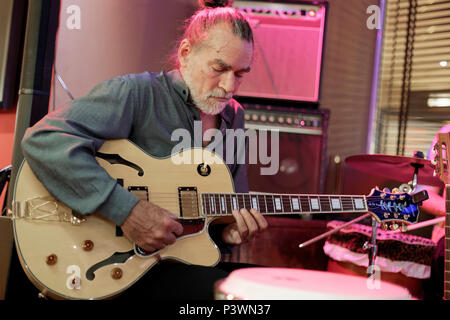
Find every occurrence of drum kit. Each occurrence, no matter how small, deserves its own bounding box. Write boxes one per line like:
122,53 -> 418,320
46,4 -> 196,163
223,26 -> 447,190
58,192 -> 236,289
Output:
216,152 -> 444,300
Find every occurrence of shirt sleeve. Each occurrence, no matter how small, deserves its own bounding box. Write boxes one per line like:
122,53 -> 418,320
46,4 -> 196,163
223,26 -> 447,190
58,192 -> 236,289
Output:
21,76 -> 142,226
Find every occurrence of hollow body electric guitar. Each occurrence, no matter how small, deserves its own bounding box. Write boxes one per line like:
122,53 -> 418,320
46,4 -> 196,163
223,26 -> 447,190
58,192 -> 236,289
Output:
12,139 -> 427,300
433,133 -> 450,300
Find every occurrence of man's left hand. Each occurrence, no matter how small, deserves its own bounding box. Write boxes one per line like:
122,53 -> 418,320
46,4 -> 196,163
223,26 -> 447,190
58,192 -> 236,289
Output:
221,208 -> 268,245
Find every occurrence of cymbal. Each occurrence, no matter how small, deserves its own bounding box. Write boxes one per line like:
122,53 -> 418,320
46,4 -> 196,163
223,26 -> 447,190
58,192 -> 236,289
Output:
345,154 -> 444,187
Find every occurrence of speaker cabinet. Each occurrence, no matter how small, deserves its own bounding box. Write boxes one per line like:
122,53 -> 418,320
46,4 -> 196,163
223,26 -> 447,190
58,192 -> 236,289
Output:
243,103 -> 329,194
233,1 -> 327,103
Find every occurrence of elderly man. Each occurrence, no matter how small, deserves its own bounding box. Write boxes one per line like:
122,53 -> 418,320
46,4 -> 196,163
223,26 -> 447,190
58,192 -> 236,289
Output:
20,2 -> 267,299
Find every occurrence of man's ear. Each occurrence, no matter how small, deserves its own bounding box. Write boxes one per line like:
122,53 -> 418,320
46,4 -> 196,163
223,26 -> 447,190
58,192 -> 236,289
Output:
178,39 -> 192,68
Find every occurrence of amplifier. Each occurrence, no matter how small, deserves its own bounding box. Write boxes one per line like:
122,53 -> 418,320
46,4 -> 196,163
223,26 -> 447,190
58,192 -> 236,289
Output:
243,103 -> 329,195
233,1 -> 327,103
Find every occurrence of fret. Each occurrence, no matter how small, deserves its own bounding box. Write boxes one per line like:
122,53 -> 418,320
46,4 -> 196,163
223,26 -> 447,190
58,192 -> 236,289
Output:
273,195 -> 284,213
203,194 -> 211,215
353,197 -> 366,211
225,194 -> 232,214
266,195 -> 275,213
244,194 -> 252,210
342,196 -> 354,211
238,194 -> 245,212
330,196 -> 343,211
251,195 -> 259,212
258,194 -> 267,214
210,194 -> 216,214
309,196 -> 321,212
319,196 -> 331,212
300,196 -> 310,212
213,194 -> 220,214
202,194 -> 209,215
231,195 -> 239,211
282,195 -> 292,213
219,195 -> 226,215
291,196 -> 301,213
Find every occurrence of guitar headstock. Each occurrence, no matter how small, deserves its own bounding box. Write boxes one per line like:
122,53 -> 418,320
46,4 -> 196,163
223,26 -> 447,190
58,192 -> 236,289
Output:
366,188 -> 427,231
433,133 -> 450,184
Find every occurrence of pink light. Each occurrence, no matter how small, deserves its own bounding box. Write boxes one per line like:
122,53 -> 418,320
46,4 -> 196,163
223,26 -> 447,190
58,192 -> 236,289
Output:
308,10 -> 316,17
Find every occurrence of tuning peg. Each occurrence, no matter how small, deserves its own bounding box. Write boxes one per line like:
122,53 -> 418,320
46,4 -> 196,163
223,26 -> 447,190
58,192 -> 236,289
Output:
392,188 -> 400,194
431,159 -> 437,166
401,224 -> 408,232
390,223 -> 399,230
381,223 -> 388,230
383,187 -> 391,193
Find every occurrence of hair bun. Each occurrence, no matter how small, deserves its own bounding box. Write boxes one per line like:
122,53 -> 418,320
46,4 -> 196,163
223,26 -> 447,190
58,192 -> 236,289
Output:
200,0 -> 232,9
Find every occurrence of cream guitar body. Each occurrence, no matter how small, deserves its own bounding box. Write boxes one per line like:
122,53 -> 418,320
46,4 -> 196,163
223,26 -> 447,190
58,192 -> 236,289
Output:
13,139 -> 230,300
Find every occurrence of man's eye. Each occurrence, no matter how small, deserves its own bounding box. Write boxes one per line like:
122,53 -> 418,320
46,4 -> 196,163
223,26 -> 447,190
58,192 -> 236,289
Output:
212,67 -> 224,73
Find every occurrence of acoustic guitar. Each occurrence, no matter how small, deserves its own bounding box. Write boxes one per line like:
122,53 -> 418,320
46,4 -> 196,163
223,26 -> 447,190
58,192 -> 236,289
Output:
12,139 -> 427,299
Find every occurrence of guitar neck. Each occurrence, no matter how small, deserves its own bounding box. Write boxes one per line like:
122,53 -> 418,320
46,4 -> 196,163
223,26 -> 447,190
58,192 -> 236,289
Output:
201,193 -> 368,216
445,185 -> 450,300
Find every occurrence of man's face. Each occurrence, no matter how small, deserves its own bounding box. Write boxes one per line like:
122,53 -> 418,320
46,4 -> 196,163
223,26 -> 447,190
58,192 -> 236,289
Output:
179,23 -> 253,115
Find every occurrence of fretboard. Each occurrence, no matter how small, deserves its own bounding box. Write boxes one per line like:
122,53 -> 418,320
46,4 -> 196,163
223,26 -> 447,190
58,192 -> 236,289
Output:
445,185 -> 450,300
201,193 -> 368,216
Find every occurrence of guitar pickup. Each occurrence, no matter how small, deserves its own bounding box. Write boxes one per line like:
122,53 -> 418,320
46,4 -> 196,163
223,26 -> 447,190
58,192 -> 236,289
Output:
128,186 -> 149,201
178,187 -> 199,218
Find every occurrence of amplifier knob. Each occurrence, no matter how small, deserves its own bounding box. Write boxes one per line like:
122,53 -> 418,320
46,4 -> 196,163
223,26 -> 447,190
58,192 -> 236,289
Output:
268,116 -> 275,122
260,115 -> 267,122
286,117 -> 293,124
278,117 -> 285,124
245,114 -> 250,121
252,114 -> 259,121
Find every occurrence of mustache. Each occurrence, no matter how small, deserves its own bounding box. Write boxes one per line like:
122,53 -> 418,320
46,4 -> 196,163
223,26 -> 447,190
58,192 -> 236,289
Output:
208,90 -> 233,99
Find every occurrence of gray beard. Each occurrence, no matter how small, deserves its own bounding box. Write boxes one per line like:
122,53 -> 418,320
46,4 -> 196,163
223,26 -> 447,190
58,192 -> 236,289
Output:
182,70 -> 229,116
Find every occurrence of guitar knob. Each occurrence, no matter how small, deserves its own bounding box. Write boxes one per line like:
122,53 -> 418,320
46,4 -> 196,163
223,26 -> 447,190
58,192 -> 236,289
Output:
46,254 -> 58,265
111,267 -> 123,280
82,240 -> 94,251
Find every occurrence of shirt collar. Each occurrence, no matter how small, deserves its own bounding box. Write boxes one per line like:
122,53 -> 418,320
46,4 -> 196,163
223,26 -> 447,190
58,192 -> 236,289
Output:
167,69 -> 190,103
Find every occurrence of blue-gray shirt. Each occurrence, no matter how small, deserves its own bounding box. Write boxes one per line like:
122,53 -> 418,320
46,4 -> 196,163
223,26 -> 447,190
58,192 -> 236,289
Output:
21,70 -> 249,226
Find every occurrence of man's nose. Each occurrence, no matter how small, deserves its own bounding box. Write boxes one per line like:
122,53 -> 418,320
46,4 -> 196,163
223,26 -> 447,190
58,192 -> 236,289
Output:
220,72 -> 236,94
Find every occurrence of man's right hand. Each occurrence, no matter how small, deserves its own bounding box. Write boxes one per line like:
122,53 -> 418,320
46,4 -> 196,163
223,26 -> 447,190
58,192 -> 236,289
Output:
121,200 -> 183,253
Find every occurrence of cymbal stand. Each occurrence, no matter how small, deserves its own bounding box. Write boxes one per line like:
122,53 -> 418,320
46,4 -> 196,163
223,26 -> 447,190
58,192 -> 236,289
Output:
363,217 -> 379,278
299,212 -> 380,279
298,213 -> 371,248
